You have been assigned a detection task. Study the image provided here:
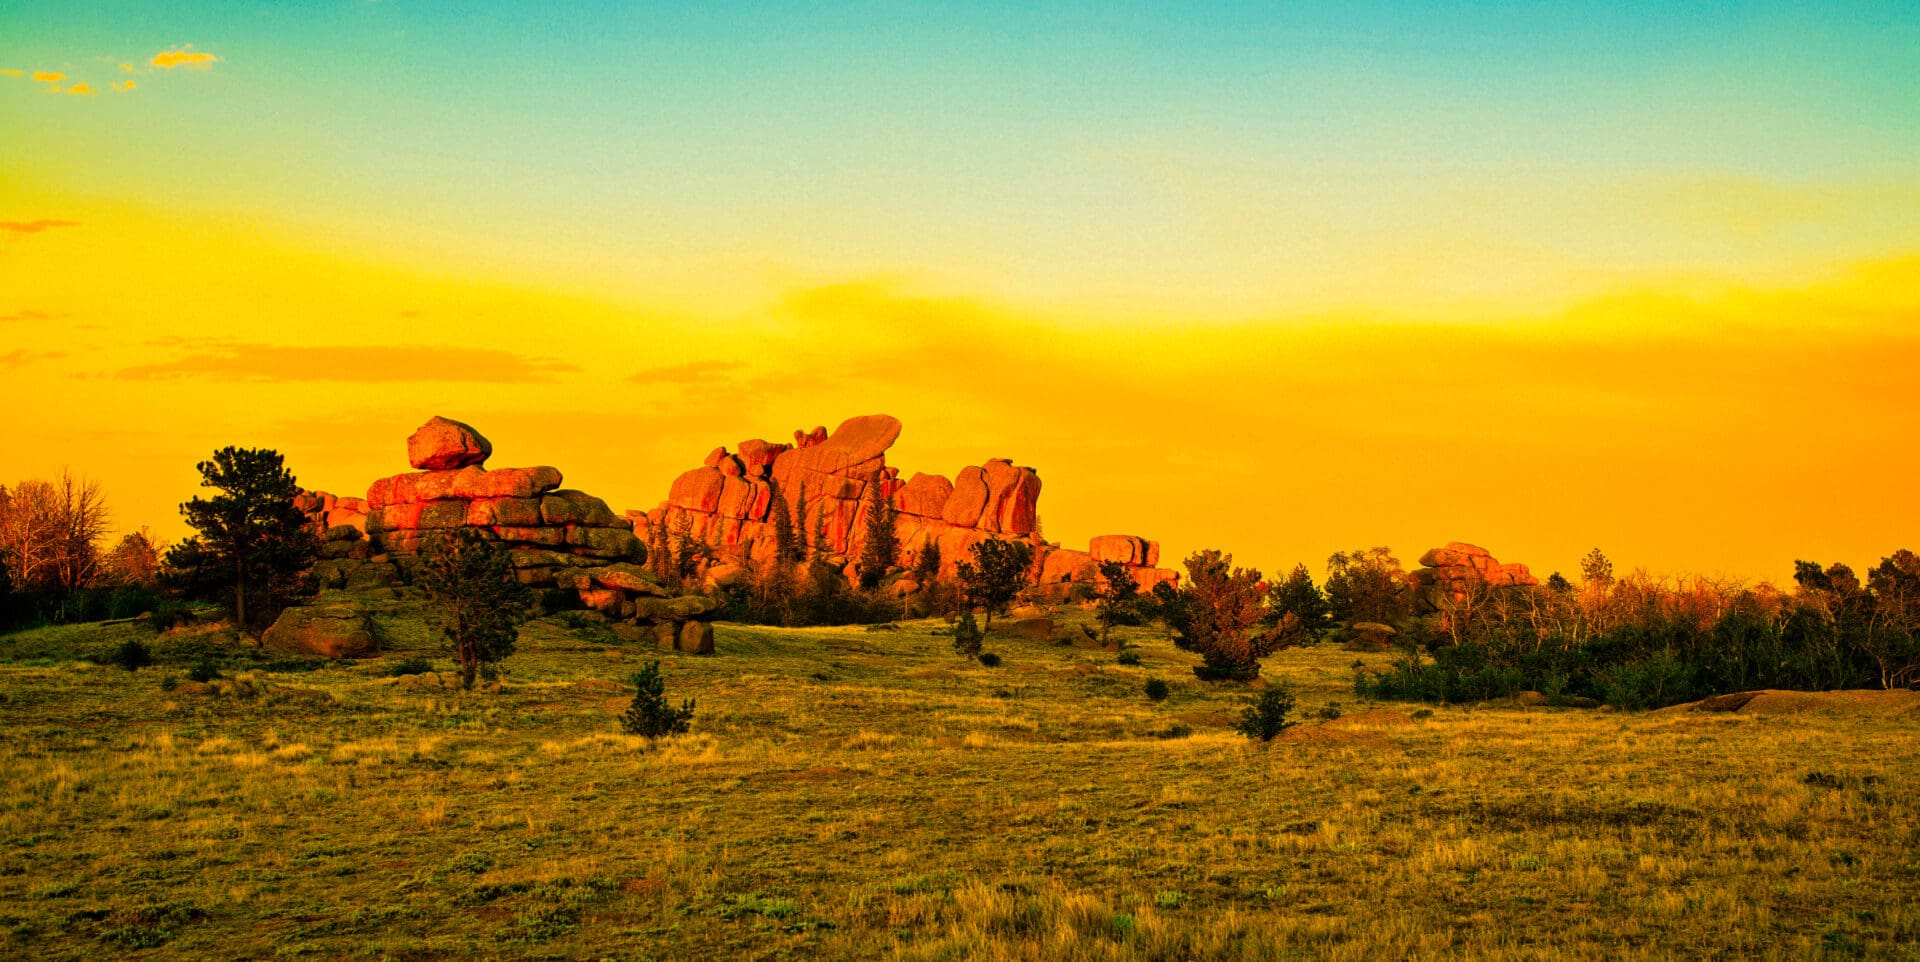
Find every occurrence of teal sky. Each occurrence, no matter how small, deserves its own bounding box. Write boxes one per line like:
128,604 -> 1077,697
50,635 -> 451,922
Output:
6,1 -> 1916,318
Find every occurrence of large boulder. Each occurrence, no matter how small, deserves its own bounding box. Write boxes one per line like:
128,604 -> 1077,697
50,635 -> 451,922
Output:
676,620 -> 715,655
943,465 -> 991,527
262,604 -> 378,659
771,414 -> 901,479
407,416 -> 491,471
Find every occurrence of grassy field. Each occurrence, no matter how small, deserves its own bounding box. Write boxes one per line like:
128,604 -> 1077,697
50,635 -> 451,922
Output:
1,592 -> 1916,961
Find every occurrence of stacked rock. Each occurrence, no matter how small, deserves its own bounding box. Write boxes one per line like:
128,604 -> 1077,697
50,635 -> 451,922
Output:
362,416 -> 645,589
294,489 -> 372,561
1409,541 -> 1539,611
647,413 -> 1179,596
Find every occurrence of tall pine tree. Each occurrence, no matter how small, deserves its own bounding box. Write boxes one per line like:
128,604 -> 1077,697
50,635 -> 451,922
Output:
857,472 -> 898,589
164,447 -> 316,632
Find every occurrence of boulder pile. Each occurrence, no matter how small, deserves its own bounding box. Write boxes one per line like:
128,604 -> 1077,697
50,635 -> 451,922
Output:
283,416 -> 719,654
644,413 -> 1178,596
1408,541 -> 1538,611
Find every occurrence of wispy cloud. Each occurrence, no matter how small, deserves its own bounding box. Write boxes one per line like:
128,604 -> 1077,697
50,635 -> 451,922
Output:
0,69 -> 22,78
150,49 -> 218,70
118,343 -> 583,383
111,80 -> 136,92
0,310 -> 70,323
66,82 -> 95,96
626,360 -> 747,385
31,71 -> 64,84
0,220 -> 81,234
0,350 -> 65,370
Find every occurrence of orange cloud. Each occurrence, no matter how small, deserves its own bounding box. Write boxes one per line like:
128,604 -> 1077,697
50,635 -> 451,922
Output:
66,82 -> 95,96
112,80 -> 136,92
0,69 -> 22,77
117,343 -> 582,383
0,220 -> 81,234
150,49 -> 218,69
32,71 -> 64,83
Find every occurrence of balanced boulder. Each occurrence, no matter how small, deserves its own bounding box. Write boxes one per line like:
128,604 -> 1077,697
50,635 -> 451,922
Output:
408,416 -> 492,471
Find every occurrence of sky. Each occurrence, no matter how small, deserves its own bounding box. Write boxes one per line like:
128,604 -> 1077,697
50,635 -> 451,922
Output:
2,0 -> 1917,584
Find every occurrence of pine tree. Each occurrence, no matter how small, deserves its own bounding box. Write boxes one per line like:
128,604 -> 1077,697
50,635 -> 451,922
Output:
164,447 -> 316,633
419,529 -> 532,689
647,515 -> 672,583
621,661 -> 694,739
767,475 -> 801,566
955,538 -> 1033,630
913,542 -> 941,585
857,472 -> 898,590
1095,560 -> 1140,643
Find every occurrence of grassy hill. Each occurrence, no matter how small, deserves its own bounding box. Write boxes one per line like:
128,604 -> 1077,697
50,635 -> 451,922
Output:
1,593 -> 1916,959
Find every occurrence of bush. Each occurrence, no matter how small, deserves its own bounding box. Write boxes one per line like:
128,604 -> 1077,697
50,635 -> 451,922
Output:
383,656 -> 434,678
1236,686 -> 1297,741
621,661 -> 694,739
1315,701 -> 1344,721
146,602 -> 195,633
952,610 -> 983,658
1117,651 -> 1143,667
977,652 -> 1002,668
1144,678 -> 1170,702
186,655 -> 221,683
110,639 -> 153,672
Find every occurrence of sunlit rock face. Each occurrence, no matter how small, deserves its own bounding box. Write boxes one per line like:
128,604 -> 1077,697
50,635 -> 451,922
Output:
641,413 -> 1178,595
406,415 -> 492,471
1409,541 -> 1540,612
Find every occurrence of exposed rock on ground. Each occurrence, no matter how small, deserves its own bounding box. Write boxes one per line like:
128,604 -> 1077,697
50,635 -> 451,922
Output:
262,603 -> 379,659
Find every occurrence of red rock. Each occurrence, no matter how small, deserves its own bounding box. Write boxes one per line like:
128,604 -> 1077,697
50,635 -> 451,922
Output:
262,604 -> 378,659
736,439 -> 788,476
1090,535 -> 1146,565
703,446 -> 728,468
407,416 -> 491,471
454,466 -> 564,500
898,472 -> 960,518
943,466 -> 990,527
772,414 -> 902,479
580,588 -> 624,613
668,467 -> 726,513
1040,548 -> 1096,584
717,476 -> 770,521
542,490 -> 619,527
416,501 -> 469,530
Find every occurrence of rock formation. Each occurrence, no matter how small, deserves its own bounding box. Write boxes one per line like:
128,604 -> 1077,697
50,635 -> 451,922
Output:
296,416 -> 719,652
1408,541 -> 1538,611
642,414 -> 1178,596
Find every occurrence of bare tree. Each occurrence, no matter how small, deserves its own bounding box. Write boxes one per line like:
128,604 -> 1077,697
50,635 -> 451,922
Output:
0,472 -> 110,595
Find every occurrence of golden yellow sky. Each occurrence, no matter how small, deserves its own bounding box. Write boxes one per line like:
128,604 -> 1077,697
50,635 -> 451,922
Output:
3,193 -> 1915,584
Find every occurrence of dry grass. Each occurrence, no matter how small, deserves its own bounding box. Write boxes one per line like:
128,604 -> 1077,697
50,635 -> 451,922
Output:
0,597 -> 1916,959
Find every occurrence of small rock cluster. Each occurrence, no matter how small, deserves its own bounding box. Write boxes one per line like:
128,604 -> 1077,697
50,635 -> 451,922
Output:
1408,541 -> 1539,611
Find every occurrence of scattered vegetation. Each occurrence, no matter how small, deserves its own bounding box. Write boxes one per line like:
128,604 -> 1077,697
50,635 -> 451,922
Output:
952,609 -> 983,658
418,530 -> 533,689
620,660 -> 694,738
955,538 -> 1033,630
1235,685 -> 1298,741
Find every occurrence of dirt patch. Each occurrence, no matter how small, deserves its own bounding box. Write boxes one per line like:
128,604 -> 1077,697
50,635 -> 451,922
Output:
620,877 -> 667,894
1173,710 -> 1237,729
763,765 -> 854,782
